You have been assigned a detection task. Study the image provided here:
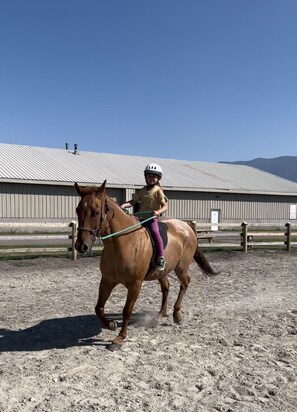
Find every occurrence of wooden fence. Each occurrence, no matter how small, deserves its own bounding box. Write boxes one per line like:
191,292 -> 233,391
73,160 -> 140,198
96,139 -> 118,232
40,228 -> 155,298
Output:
0,221 -> 82,260
0,220 -> 296,259
190,221 -> 297,252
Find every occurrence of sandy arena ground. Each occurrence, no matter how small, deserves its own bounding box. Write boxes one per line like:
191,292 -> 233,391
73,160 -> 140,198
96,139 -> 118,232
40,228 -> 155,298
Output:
0,250 -> 296,412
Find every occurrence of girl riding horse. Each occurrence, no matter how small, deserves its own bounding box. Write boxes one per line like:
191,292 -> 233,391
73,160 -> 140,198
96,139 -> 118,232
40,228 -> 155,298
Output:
121,163 -> 168,271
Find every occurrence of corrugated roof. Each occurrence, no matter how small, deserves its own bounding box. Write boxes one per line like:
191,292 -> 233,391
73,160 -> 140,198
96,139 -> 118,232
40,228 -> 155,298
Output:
1,143 -> 297,195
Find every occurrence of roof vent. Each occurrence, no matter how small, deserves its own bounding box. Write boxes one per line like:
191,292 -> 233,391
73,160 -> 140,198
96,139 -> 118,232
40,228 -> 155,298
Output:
65,142 -> 69,150
73,144 -> 79,155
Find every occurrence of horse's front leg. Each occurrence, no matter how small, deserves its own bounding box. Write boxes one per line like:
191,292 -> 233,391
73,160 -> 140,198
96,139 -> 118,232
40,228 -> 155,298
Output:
109,280 -> 142,351
158,275 -> 170,317
95,277 -> 117,331
150,276 -> 170,327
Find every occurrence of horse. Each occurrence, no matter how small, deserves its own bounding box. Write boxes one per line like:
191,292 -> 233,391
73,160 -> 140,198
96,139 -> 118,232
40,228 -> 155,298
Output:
74,180 -> 218,351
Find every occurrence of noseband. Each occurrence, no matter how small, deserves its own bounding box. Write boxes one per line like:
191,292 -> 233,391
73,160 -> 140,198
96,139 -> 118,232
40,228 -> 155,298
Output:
77,195 -> 114,242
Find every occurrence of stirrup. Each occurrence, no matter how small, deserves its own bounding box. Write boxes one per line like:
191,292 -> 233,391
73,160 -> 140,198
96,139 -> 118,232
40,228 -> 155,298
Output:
156,257 -> 166,271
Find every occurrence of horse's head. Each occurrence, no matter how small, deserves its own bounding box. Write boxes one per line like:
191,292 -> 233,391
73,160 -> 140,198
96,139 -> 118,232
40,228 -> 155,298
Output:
74,180 -> 109,253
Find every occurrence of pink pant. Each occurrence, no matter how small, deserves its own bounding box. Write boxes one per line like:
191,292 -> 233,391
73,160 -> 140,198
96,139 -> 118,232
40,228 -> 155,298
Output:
144,218 -> 164,257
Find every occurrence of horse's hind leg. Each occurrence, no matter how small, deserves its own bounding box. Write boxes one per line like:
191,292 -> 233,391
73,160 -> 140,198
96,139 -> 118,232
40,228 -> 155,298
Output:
173,268 -> 191,324
95,277 -> 117,331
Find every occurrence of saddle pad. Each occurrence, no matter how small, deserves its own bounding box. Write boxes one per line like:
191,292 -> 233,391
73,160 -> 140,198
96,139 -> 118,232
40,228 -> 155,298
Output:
144,221 -> 168,250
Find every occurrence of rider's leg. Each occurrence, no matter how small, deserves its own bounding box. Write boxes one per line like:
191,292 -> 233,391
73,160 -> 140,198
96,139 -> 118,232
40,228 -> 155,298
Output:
149,218 -> 166,270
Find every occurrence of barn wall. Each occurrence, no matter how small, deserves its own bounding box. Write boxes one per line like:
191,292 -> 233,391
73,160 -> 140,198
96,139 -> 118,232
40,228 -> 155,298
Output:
0,182 -> 297,224
0,183 -> 122,222
165,190 -> 297,223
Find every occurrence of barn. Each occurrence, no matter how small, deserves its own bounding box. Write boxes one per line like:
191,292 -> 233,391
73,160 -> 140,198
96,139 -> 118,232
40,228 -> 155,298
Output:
1,143 -> 297,226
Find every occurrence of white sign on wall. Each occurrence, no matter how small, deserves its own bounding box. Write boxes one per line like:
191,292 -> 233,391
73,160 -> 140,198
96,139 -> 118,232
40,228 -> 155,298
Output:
211,209 -> 220,231
290,204 -> 297,220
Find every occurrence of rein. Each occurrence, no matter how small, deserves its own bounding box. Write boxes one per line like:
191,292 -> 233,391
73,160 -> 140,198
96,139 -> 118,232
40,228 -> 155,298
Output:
100,215 -> 155,240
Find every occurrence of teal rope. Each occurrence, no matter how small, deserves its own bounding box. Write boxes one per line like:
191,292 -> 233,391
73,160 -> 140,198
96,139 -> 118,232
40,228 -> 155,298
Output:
133,211 -> 152,216
122,209 -> 152,216
100,215 -> 155,240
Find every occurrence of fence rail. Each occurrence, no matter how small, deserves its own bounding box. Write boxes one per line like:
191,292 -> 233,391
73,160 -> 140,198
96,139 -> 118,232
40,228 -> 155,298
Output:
0,220 -> 297,259
190,220 -> 297,252
0,221 -> 79,260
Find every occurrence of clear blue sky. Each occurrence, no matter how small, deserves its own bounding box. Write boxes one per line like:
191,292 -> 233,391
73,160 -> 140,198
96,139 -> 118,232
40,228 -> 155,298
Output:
1,0 -> 297,162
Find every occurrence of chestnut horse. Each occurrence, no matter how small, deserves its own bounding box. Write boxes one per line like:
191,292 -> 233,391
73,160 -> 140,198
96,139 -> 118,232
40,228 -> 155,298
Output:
75,181 -> 217,351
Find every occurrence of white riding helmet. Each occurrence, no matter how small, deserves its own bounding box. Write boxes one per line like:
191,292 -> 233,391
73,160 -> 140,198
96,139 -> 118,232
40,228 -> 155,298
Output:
144,163 -> 163,179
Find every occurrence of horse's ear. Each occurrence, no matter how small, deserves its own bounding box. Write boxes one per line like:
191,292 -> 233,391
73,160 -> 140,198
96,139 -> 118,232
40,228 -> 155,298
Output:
74,182 -> 82,196
75,181 -> 107,197
74,182 -> 91,197
96,180 -> 107,195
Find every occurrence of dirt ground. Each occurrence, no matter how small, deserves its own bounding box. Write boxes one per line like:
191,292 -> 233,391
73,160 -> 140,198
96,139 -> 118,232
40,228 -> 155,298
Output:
0,250 -> 296,412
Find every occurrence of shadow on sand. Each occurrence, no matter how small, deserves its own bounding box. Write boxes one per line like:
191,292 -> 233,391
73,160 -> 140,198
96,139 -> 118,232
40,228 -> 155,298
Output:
0,314 -> 105,352
0,311 -> 160,352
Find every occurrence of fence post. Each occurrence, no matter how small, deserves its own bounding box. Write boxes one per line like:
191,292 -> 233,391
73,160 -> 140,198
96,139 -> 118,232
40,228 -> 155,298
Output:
69,221 -> 77,260
285,222 -> 291,251
241,221 -> 248,252
191,220 -> 197,237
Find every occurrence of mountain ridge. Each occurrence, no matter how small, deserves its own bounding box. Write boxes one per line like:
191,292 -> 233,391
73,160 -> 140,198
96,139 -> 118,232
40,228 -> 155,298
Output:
220,156 -> 297,183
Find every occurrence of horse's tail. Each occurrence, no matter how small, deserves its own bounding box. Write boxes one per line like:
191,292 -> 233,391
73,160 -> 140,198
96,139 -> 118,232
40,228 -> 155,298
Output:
186,220 -> 220,276
194,247 -> 219,277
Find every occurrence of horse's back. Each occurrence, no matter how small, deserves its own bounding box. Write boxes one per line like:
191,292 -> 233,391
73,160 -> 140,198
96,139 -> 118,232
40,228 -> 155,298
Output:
161,217 -> 197,246
161,217 -> 195,234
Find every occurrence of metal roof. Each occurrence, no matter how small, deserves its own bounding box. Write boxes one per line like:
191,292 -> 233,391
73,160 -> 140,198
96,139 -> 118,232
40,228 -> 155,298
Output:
1,143 -> 297,195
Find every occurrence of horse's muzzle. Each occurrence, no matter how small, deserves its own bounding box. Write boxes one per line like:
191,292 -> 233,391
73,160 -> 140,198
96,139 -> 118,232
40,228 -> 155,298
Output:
75,240 -> 90,254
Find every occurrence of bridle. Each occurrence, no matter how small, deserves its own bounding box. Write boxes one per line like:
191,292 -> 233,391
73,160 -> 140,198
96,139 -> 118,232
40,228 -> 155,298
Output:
77,194 -> 114,242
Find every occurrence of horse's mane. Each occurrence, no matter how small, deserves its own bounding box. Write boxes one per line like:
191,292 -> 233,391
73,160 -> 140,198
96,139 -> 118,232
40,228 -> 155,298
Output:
106,194 -> 139,223
75,181 -> 138,223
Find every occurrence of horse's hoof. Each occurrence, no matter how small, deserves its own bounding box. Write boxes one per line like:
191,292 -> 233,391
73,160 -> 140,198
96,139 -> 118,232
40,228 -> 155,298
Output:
109,320 -> 117,331
173,312 -> 182,324
107,343 -> 122,351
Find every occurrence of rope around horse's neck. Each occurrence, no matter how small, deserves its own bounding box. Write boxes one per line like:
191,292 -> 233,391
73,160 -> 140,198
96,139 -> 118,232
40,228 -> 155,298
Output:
100,214 -> 155,240
133,211 -> 152,215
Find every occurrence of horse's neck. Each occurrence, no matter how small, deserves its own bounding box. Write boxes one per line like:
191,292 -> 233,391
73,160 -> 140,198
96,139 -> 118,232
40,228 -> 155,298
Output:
107,198 -> 138,234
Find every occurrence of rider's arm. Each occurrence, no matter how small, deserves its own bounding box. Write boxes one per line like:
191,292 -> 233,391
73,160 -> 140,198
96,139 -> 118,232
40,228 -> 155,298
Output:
120,201 -> 133,209
153,203 -> 168,216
